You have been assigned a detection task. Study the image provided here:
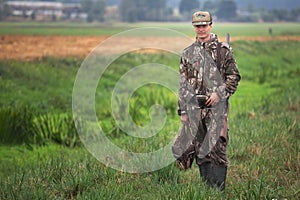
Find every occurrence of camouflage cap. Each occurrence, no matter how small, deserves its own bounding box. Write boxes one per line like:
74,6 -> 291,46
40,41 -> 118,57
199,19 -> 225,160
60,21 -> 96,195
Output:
192,11 -> 212,25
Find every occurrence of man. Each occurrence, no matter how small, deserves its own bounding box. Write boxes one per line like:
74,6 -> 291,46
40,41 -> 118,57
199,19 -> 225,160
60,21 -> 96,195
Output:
177,11 -> 241,191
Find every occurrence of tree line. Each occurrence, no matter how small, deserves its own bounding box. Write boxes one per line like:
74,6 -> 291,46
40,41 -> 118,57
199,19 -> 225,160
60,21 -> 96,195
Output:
75,0 -> 300,22
0,0 -> 299,22
119,0 -> 300,23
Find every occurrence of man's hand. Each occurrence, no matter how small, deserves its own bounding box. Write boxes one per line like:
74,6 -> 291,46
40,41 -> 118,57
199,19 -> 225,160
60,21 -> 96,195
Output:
180,114 -> 188,124
206,92 -> 220,107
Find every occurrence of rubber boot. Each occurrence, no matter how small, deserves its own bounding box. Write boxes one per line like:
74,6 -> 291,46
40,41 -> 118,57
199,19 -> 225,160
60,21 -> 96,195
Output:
199,163 -> 227,191
211,164 -> 227,191
199,162 -> 213,188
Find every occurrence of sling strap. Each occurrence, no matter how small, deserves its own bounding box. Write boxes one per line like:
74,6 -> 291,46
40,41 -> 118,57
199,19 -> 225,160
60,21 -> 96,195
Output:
217,42 -> 222,72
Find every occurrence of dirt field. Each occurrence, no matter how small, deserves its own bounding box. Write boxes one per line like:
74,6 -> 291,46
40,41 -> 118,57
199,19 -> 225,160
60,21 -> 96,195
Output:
1,35 -> 300,61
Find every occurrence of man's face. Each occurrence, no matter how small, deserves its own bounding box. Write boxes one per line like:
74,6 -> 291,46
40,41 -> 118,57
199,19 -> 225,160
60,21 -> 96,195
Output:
193,24 -> 212,41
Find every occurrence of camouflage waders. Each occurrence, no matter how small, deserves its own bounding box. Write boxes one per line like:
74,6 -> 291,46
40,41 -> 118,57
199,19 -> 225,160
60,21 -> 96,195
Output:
175,33 -> 240,191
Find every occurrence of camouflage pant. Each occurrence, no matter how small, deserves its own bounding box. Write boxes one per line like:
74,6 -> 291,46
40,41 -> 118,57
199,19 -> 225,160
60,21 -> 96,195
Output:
188,102 -> 229,166
195,135 -> 228,166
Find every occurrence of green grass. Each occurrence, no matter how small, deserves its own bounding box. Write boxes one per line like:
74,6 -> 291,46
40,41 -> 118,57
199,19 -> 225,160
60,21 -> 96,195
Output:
0,39 -> 299,199
0,21 -> 129,36
133,22 -> 300,37
0,21 -> 300,37
0,57 -> 80,111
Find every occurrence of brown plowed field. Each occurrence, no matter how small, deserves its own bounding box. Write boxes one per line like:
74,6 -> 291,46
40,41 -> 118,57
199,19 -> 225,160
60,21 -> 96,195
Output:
1,35 -> 300,61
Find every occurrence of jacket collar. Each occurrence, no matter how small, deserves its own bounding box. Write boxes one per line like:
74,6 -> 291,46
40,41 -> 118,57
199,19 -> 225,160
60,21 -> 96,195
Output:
195,33 -> 218,48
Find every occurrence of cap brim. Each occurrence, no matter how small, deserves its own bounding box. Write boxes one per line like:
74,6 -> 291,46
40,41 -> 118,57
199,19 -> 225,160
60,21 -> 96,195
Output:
192,21 -> 211,25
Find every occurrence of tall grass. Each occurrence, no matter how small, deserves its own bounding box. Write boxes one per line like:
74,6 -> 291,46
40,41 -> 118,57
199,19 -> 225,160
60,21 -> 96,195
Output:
0,105 -> 37,145
0,105 -> 82,147
0,57 -> 80,112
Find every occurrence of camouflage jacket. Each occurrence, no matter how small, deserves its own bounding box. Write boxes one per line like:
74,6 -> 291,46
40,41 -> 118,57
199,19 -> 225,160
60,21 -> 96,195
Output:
178,33 -> 241,115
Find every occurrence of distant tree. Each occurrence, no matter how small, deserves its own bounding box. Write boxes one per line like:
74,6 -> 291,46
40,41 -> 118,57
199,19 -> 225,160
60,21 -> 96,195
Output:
0,1 -> 11,20
81,0 -> 105,22
145,0 -> 166,21
119,0 -> 138,22
135,0 -> 150,21
31,11 -> 36,21
202,0 -> 218,17
259,8 -> 273,22
22,9 -> 27,19
52,13 -> 57,21
81,0 -> 94,22
216,0 -> 237,21
246,1 -> 255,13
81,0 -> 93,13
291,8 -> 300,22
271,9 -> 290,21
179,0 -> 199,14
119,0 -> 167,22
93,0 -> 106,22
203,1 -> 216,12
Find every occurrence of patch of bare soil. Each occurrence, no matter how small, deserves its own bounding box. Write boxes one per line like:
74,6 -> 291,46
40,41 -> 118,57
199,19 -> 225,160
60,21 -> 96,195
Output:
1,35 -> 300,61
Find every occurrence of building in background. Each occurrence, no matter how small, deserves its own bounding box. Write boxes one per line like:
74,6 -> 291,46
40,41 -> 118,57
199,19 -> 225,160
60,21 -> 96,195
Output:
4,1 -> 85,21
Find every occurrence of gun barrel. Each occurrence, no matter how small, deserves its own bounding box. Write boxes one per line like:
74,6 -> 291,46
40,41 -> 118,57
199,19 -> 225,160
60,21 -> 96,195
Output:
226,33 -> 230,46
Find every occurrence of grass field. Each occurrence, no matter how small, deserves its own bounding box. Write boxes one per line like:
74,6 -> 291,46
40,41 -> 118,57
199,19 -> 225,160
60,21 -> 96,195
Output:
0,22 -> 299,199
1,21 -> 300,37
